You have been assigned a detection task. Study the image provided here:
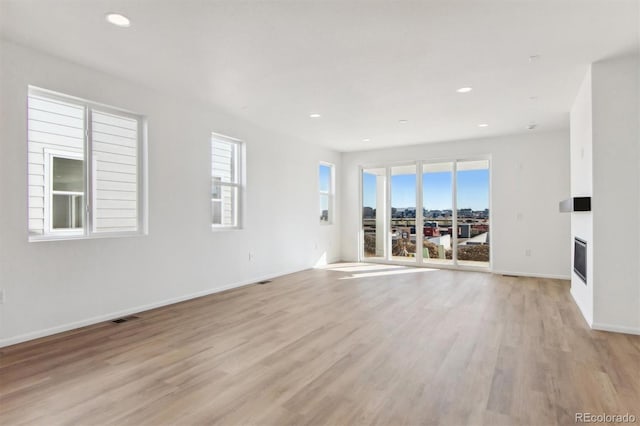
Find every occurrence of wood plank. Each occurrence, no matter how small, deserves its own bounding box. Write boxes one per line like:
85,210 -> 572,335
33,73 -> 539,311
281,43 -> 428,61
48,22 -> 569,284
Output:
1,265 -> 638,425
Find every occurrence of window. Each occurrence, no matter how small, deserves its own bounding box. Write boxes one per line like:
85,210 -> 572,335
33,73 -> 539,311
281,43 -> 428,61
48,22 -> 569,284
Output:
319,162 -> 334,223
211,134 -> 243,228
360,158 -> 490,269
28,87 -> 146,240
48,153 -> 84,233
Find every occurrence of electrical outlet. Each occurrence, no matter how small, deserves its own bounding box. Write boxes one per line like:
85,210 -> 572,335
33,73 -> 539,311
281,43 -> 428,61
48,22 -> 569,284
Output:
525,248 -> 532,257
249,252 -> 254,261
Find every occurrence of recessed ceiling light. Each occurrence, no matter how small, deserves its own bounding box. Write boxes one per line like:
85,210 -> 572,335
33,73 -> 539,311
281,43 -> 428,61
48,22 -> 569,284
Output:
309,113 -> 321,118
456,87 -> 473,93
478,123 -> 489,128
106,13 -> 131,28
362,138 -> 371,142
399,119 -> 408,124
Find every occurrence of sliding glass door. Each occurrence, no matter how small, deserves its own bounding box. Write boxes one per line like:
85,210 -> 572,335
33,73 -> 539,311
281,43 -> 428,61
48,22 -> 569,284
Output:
361,158 -> 490,270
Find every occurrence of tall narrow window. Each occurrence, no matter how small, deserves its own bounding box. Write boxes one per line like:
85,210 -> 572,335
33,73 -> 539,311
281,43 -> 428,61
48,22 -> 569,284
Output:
319,162 -> 334,223
390,164 -> 417,261
422,162 -> 453,265
27,87 -> 145,240
362,168 -> 386,258
456,160 -> 490,267
211,134 -> 243,228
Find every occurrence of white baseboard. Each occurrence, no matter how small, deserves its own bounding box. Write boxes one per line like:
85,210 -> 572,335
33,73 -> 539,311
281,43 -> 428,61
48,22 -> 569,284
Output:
492,270 -> 571,280
325,256 -> 342,265
592,322 -> 640,336
0,267 -> 307,349
569,287 -> 593,328
336,262 -> 569,280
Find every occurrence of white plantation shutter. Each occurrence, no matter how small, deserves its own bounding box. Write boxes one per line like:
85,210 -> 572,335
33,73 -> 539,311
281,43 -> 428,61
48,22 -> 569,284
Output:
27,94 -> 85,236
92,111 -> 139,232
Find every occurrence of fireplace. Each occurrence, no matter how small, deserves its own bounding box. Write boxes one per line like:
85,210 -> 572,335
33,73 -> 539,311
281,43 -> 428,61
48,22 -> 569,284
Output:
574,237 -> 587,284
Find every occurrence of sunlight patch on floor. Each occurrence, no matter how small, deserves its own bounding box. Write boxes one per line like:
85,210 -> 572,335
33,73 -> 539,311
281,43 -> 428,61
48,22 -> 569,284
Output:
318,263 -> 407,273
338,267 -> 437,280
318,262 -> 438,280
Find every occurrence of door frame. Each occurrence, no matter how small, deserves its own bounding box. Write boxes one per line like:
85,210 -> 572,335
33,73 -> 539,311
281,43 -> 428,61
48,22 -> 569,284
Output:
358,155 -> 492,272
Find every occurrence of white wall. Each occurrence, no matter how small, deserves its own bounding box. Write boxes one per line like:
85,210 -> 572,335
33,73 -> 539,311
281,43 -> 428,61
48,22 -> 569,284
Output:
591,54 -> 640,333
341,131 -> 571,279
569,68 -> 594,325
0,40 -> 341,347
568,54 -> 640,335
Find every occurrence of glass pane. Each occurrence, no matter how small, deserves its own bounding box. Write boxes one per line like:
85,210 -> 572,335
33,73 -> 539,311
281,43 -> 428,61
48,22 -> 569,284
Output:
52,194 -> 84,229
92,111 -> 139,233
27,92 -> 85,236
362,168 -> 386,259
422,162 -> 453,265
212,178 -> 221,200
319,164 -> 331,193
211,200 -> 222,225
456,160 -> 490,267
391,165 -> 417,262
52,157 -> 83,192
320,194 -> 329,222
212,139 -> 237,183
212,185 -> 237,226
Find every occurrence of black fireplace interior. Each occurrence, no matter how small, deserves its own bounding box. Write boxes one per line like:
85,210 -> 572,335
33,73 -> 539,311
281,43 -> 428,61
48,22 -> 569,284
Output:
574,237 -> 587,284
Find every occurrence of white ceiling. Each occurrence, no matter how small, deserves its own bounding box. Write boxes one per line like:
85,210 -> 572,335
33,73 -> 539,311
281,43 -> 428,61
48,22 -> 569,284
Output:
1,0 -> 638,152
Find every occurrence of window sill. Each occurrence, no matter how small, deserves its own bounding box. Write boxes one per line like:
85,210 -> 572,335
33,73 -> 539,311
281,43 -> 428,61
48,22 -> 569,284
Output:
29,231 -> 146,243
211,225 -> 243,232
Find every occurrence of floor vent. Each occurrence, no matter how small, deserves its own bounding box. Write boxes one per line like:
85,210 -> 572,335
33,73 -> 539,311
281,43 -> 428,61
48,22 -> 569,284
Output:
111,315 -> 139,324
257,280 -> 272,285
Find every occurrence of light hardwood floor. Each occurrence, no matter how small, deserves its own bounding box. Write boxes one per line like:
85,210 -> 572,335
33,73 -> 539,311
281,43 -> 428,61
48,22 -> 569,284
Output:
1,264 -> 639,425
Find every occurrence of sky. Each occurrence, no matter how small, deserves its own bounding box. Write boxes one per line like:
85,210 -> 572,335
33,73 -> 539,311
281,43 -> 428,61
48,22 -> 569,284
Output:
319,164 -> 331,192
319,165 -> 331,212
363,169 -> 489,210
